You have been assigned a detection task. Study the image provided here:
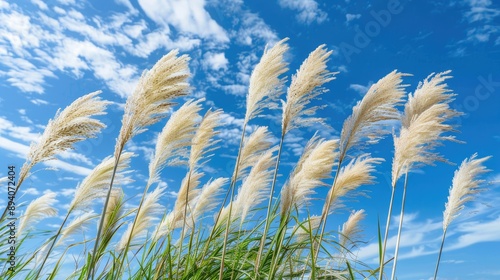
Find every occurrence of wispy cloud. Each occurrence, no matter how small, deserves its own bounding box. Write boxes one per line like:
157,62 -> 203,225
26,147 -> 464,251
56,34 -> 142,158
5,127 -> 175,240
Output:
138,0 -> 229,43
358,181 -> 500,264
278,0 -> 328,24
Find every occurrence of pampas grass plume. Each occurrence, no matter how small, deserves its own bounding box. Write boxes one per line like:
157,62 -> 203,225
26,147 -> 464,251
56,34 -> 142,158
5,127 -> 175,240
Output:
116,50 -> 190,156
117,186 -> 165,251
392,71 -> 461,186
20,91 -> 109,186
220,149 -> 276,225
18,192 -> 58,236
282,44 -> 337,134
339,209 -> 366,250
245,38 -> 289,123
443,153 -> 491,230
70,152 -> 133,211
238,126 -> 274,178
280,135 -> 337,218
154,172 -> 204,240
191,177 -> 228,223
57,212 -> 97,247
339,71 -> 408,157
148,99 -> 203,186
325,155 -> 383,213
189,109 -> 223,171
294,215 -> 321,243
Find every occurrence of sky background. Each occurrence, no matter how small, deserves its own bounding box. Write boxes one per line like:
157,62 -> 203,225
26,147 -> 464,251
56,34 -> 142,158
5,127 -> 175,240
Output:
0,0 -> 499,279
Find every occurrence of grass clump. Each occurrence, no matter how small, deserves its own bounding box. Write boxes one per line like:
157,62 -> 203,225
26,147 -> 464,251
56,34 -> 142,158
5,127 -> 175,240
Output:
0,40 -> 493,280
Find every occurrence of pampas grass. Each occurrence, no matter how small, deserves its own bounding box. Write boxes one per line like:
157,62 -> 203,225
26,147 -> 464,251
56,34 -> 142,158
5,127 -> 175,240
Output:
114,50 -> 191,157
295,216 -> 322,244
148,99 -> 203,186
237,126 -> 275,178
17,192 -> 58,237
314,71 -> 407,269
339,209 -> 366,252
281,44 -> 337,135
117,187 -> 164,251
219,149 -> 276,225
280,135 -> 338,219
191,177 -> 228,226
70,152 -> 133,211
324,155 -> 383,213
100,188 -> 125,251
245,38 -> 289,123
3,91 -> 109,221
33,152 -> 133,279
257,44 -> 336,273
434,154 -> 491,279
380,71 -> 461,280
10,42 -> 495,280
339,70 -> 408,157
154,172 -> 204,240
392,71 -> 461,185
91,50 -> 191,279
189,109 -> 223,171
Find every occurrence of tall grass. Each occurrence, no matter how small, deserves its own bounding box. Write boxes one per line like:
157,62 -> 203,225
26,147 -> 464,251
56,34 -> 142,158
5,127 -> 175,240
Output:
0,41 -> 493,280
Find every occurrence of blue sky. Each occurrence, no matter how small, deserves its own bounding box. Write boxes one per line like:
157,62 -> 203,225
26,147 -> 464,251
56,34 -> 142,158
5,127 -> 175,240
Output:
0,0 -> 499,279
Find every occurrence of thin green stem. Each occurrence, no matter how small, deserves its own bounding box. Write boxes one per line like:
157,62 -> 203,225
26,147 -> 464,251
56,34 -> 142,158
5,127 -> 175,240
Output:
269,215 -> 289,279
1,167 -> 28,221
433,228 -> 447,280
219,121 -> 247,279
255,132 -> 285,275
390,172 -> 409,280
115,181 -> 152,279
177,170 -> 193,279
378,183 -> 397,280
312,159 -> 344,274
33,213 -> 70,279
88,150 -> 123,280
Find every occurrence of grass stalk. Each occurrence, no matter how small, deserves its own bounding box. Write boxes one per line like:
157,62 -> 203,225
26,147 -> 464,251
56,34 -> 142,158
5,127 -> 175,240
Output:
87,150 -> 123,280
312,160 -> 343,271
177,170 -> 193,279
378,183 -> 397,280
33,214 -> 70,279
115,181 -> 152,278
390,172 -> 409,280
433,228 -> 447,280
218,121 -> 247,279
255,131 -> 285,273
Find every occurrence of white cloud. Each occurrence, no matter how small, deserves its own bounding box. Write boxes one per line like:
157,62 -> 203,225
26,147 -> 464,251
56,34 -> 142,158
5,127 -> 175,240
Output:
23,187 -> 41,196
278,0 -> 328,24
464,0 -> 500,22
336,65 -> 348,73
30,98 -> 49,105
122,20 -> 147,39
138,0 -> 228,42
126,140 -> 155,163
202,52 -> 228,71
221,84 -> 247,96
0,2 -> 205,97
233,12 -> 279,46
0,116 -> 39,143
57,0 -> 76,5
115,0 -> 139,14
0,136 -> 29,156
0,116 -> 95,176
0,1 -> 9,9
358,187 -> 500,264
460,0 -> 500,45
31,0 -> 48,10
345,13 -> 361,24
349,83 -> 371,96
